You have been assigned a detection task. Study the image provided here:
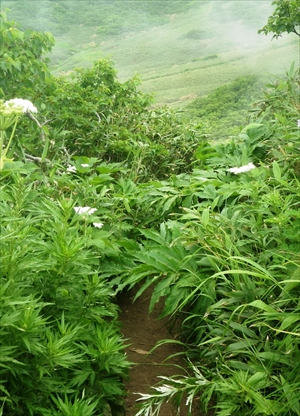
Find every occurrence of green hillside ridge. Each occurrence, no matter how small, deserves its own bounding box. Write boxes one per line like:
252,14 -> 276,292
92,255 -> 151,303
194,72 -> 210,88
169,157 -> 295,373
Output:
1,0 -> 298,138
47,1 -> 297,105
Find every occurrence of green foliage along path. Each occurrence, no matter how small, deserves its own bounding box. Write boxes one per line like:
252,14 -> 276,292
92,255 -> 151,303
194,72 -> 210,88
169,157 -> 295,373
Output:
0,5 -> 300,416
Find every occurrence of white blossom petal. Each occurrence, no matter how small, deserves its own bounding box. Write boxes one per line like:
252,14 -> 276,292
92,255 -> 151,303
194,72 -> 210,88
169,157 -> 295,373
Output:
135,393 -> 153,401
93,222 -> 104,228
154,385 -> 173,394
227,162 -> 256,174
4,98 -> 38,113
74,206 -> 97,215
66,165 -> 77,173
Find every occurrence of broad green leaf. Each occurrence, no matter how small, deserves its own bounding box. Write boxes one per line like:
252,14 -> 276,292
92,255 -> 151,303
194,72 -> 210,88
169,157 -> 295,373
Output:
248,372 -> 269,388
229,321 -> 257,338
258,352 -> 291,365
123,197 -> 131,213
227,360 -> 255,372
272,160 -> 281,181
201,208 -> 210,226
279,314 -> 300,331
248,300 -> 277,314
226,338 -> 259,352
240,123 -> 269,141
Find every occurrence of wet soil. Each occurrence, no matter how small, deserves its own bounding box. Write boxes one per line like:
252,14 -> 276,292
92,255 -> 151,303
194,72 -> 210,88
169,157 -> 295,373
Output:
118,286 -> 190,416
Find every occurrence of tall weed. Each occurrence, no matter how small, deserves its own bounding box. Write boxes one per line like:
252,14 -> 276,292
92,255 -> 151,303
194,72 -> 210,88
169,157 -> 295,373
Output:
0,172 -> 130,415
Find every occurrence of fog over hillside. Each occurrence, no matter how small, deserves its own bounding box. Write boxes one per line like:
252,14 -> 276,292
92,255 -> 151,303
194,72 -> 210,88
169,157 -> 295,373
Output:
2,0 -> 298,106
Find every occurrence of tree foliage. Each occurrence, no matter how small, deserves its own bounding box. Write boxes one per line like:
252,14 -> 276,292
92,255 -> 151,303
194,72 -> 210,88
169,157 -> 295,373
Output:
259,0 -> 300,38
0,11 -> 206,180
0,11 -> 55,98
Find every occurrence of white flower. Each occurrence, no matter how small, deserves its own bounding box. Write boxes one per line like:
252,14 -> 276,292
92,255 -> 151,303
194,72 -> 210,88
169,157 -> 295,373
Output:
227,162 -> 256,175
93,222 -> 104,228
66,165 -> 77,173
74,206 -> 97,215
81,163 -> 89,168
137,141 -> 149,148
4,98 -> 38,113
297,120 -> 300,128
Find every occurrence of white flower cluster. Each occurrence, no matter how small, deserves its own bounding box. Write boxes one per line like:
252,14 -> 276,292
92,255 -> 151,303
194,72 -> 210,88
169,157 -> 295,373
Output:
74,206 -> 97,215
137,141 -> 150,148
66,163 -> 90,173
73,207 -> 103,228
297,120 -> 300,128
67,165 -> 77,173
4,98 -> 38,114
93,222 -> 104,228
227,162 -> 256,175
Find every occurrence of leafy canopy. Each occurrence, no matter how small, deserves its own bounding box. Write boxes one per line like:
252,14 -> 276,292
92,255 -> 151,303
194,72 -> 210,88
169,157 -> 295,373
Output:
0,10 -> 54,98
259,0 -> 300,38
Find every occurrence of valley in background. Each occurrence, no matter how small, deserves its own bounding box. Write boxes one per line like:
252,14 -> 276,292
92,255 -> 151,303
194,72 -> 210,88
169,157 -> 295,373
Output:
2,0 -> 298,137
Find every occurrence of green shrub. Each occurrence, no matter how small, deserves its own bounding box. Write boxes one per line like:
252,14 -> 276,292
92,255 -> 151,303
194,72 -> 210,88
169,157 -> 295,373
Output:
111,115 -> 300,414
0,173 -> 130,415
186,75 -> 262,139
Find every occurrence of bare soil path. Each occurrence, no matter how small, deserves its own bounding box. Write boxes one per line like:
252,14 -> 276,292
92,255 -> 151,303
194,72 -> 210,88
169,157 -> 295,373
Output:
118,286 -> 189,416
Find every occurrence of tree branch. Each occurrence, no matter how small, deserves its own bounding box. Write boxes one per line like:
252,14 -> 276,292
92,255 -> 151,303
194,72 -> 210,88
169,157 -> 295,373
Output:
24,153 -> 52,164
293,27 -> 300,36
26,112 -> 51,143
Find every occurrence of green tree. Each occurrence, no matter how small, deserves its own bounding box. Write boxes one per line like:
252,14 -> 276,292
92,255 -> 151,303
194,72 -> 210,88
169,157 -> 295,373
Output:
0,10 -> 55,99
258,0 -> 300,38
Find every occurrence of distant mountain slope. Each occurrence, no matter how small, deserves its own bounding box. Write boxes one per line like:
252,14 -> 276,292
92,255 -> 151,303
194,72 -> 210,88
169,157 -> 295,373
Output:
1,0 -> 196,35
2,0 -> 298,108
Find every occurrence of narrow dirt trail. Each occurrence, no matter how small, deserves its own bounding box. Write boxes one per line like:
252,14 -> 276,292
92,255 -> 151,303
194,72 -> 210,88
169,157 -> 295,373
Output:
118,286 -> 189,416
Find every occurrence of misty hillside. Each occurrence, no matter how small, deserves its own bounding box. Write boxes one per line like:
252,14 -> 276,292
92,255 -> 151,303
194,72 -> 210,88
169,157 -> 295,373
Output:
2,1 -> 297,103
2,0 -> 298,132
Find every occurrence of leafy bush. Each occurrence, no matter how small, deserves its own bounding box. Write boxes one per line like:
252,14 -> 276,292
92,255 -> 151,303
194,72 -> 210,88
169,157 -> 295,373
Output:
0,171 -> 130,415
258,0 -> 300,38
43,60 -> 206,180
0,11 -> 54,99
1,13 -> 207,180
186,75 -> 263,139
117,94 -> 300,415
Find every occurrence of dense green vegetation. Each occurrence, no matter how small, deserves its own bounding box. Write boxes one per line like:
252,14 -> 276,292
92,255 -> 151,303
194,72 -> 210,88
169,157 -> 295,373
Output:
3,0 -> 297,139
3,1 -> 296,99
1,3 -> 300,416
259,0 -> 300,38
1,0 -> 196,36
186,75 -> 263,138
